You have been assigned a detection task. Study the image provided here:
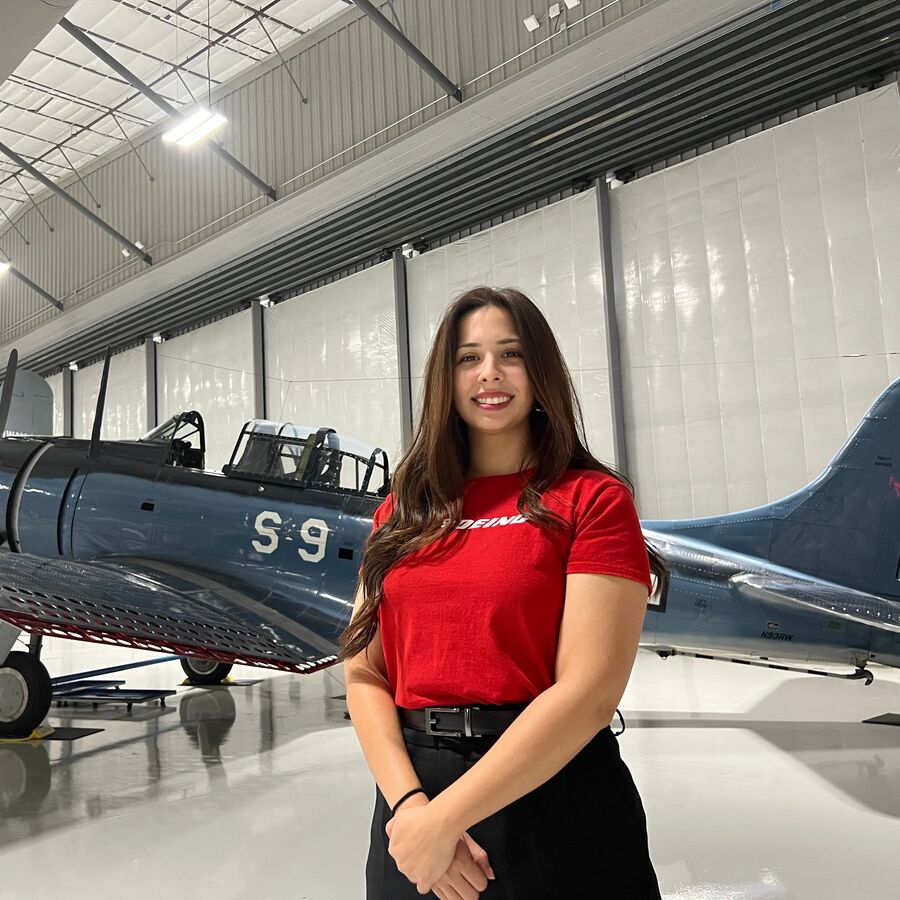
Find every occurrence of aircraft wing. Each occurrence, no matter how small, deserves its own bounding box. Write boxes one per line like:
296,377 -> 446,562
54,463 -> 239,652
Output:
0,550 -> 339,672
732,572 -> 900,634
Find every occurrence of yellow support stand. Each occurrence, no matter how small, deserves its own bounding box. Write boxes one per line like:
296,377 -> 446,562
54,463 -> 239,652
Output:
0,723 -> 55,743
179,675 -> 234,686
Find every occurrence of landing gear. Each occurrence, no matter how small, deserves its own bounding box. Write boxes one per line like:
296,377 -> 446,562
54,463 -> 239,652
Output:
180,657 -> 233,685
0,651 -> 52,738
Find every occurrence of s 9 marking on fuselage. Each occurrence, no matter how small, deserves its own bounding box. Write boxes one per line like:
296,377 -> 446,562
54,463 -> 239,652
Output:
251,511 -> 330,562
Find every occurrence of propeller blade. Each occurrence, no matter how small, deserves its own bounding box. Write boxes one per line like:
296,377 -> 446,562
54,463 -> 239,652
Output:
0,349 -> 19,436
88,346 -> 112,458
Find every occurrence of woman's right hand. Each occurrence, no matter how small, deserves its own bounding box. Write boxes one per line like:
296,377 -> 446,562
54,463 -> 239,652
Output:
431,832 -> 494,900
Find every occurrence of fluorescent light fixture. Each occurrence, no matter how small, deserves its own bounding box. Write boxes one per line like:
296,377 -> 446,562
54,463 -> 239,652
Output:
0,261 -> 10,276
121,248 -> 131,258
523,14 -> 540,31
152,333 -> 164,344
549,4 -> 561,17
563,0 -> 580,8
135,241 -> 144,249
68,361 -> 78,372
162,108 -> 227,147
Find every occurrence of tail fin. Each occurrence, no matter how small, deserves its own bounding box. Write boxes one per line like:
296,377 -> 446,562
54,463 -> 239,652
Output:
647,378 -> 900,600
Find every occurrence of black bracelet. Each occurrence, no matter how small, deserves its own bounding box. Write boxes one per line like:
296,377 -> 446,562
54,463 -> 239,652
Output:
391,787 -> 427,816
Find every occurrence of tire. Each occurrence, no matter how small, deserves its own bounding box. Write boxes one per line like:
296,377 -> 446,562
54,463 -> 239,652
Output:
0,744 -> 52,816
0,651 -> 52,739
180,657 -> 233,685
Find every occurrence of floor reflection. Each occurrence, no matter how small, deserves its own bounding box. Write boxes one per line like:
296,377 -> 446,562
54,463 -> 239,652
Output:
0,673 -> 350,848
626,673 -> 900,819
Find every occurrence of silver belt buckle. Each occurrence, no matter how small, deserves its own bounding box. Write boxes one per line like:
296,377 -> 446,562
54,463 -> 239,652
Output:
424,706 -> 463,737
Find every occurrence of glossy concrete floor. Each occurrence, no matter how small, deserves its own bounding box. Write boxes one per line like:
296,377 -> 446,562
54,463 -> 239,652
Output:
1,638 -> 899,900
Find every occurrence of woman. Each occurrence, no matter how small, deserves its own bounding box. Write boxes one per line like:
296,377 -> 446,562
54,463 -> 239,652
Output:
340,287 -> 666,899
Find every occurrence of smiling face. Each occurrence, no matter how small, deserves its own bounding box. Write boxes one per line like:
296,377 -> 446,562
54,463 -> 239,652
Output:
453,304 -> 535,440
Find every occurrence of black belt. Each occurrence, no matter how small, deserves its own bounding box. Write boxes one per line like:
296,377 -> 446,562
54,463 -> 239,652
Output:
399,706 -> 524,738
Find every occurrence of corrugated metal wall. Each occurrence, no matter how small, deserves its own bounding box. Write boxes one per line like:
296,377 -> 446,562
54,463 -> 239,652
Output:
0,0 -> 649,346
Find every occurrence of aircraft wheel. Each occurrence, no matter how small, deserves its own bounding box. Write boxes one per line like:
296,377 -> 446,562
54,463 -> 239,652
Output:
180,657 -> 233,685
0,652 -> 52,739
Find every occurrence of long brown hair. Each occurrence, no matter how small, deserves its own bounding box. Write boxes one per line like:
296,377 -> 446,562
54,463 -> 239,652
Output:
339,286 -> 668,661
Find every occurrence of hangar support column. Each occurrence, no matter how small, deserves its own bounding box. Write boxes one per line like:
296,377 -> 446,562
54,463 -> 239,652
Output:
593,178 -> 628,472
62,367 -> 73,437
392,249 -> 413,451
144,338 -> 157,430
250,300 -> 266,421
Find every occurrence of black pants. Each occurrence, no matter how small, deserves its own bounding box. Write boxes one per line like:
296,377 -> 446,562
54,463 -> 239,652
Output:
366,722 -> 661,899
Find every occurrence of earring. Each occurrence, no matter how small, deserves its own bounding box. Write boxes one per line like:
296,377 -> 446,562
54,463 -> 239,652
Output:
533,404 -> 544,414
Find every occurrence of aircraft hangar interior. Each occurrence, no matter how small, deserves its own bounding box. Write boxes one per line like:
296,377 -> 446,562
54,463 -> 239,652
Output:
0,0 -> 897,897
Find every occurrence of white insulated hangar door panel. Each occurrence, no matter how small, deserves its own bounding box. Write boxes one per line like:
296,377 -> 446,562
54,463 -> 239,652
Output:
405,192 -> 616,465
45,371 -> 63,436
264,262 -> 402,463
610,85 -> 900,519
72,347 -> 147,440
157,311 -> 254,471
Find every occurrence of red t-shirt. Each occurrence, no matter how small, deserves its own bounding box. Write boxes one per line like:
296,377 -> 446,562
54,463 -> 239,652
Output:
371,468 -> 651,709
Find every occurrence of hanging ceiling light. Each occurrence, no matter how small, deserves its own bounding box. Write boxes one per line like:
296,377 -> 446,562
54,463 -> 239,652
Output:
523,15 -> 540,32
162,108 -> 227,148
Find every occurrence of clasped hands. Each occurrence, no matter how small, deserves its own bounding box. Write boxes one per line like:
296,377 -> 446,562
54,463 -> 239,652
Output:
386,794 -> 495,898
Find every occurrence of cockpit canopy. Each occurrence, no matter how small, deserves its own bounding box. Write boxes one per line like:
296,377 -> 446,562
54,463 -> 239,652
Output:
139,411 -> 205,468
223,420 -> 389,496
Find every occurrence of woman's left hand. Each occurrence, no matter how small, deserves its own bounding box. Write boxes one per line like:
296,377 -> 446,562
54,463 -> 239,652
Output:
385,803 -> 459,893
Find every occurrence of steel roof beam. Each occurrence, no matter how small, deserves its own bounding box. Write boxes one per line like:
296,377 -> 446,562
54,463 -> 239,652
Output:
0,140 -> 152,265
9,266 -> 64,312
59,18 -> 277,201
353,0 -> 462,103
0,1 -> 286,196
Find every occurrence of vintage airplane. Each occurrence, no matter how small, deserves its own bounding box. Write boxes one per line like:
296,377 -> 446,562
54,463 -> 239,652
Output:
0,347 -> 896,738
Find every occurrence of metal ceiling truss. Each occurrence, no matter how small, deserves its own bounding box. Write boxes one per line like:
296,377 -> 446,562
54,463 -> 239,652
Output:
0,140 -> 152,264
81,29 -> 223,89
0,0 -> 290,202
10,268 -> 63,312
256,12 -> 308,104
118,0 -> 267,64
353,0 -> 462,103
10,0 -> 900,374
58,17 -> 276,201
7,74 -> 153,128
